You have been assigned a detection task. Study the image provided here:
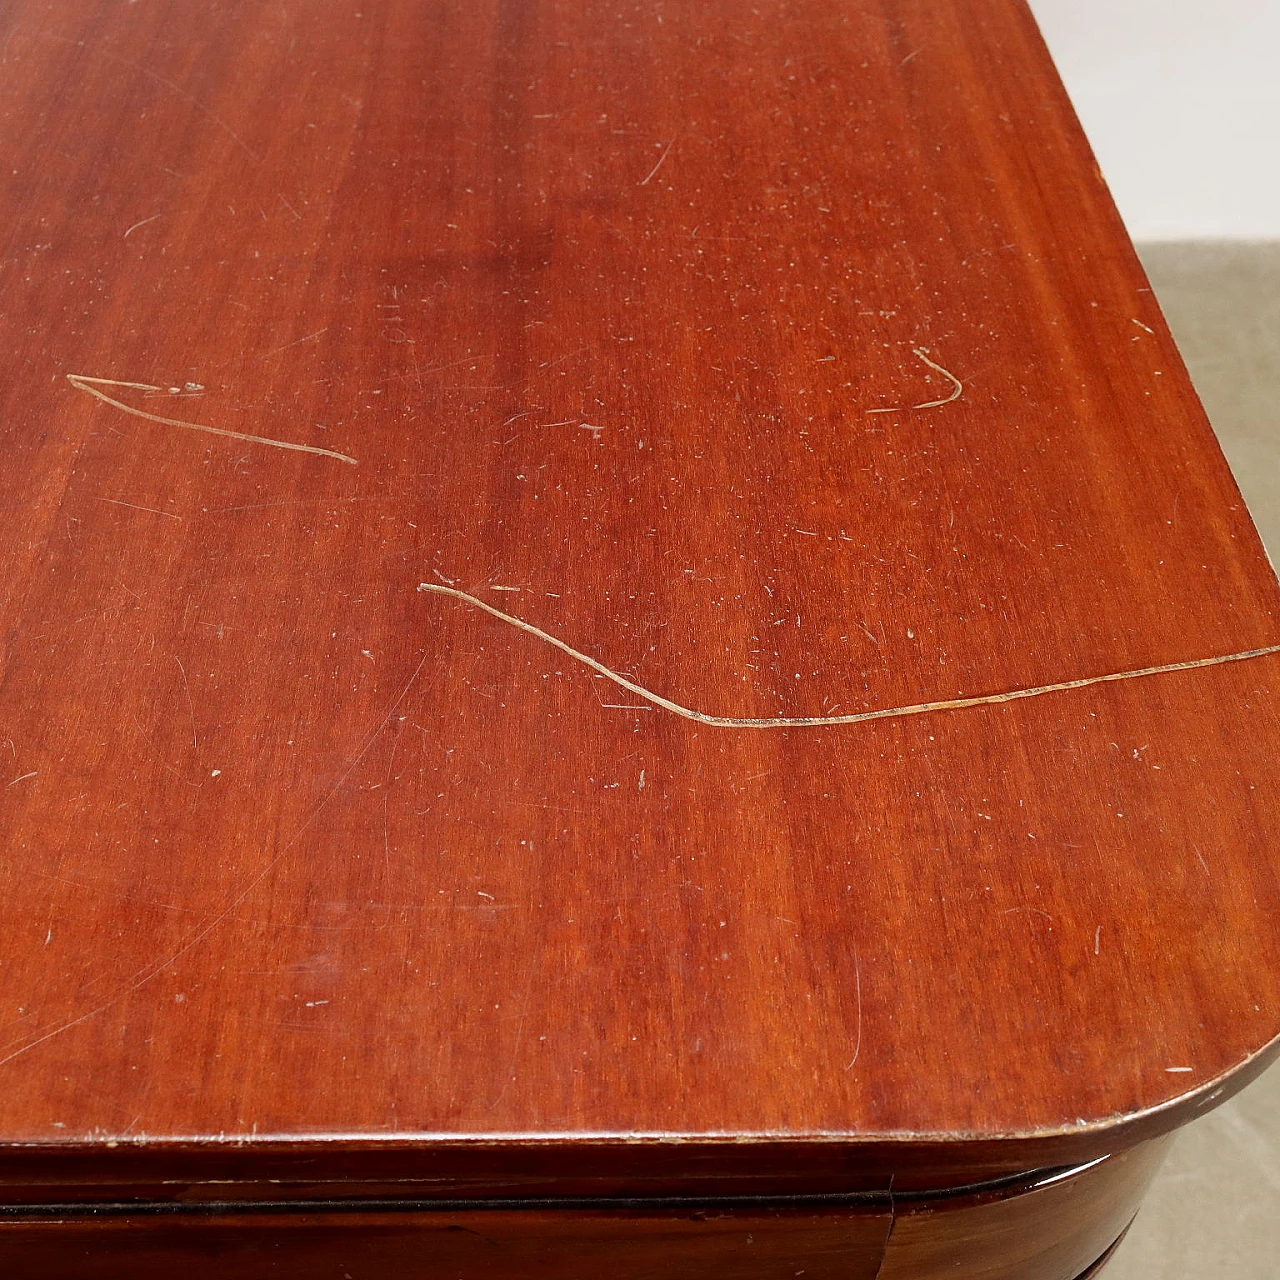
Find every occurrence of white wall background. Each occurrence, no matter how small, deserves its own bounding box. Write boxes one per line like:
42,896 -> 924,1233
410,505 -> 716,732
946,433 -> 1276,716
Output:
1027,0 -> 1280,240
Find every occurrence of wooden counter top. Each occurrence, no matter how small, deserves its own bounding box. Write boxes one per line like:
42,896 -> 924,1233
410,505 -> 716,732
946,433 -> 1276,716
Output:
2,0 -> 1279,1206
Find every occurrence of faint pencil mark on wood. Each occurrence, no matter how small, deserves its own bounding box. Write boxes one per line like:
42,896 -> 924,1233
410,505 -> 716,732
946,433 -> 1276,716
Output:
417,583 -> 1280,729
66,374 -> 358,464
867,347 -> 963,413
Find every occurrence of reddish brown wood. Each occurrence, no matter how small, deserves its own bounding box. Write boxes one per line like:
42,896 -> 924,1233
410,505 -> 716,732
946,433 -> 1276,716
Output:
0,1140 -> 1166,1279
876,1137 -> 1169,1279
1074,1232 -> 1133,1280
0,1205 -> 893,1280
0,0 -> 1277,1242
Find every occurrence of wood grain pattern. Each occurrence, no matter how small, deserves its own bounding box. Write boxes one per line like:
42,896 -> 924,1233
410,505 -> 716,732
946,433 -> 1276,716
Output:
0,1207 -> 894,1280
2,0 -> 1279,1202
876,1137 -> 1169,1279
0,1141 -> 1166,1279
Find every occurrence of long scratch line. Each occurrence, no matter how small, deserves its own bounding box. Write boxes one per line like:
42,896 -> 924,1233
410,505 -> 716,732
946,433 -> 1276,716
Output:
66,374 -> 358,465
867,347 -> 963,413
417,583 -> 1280,729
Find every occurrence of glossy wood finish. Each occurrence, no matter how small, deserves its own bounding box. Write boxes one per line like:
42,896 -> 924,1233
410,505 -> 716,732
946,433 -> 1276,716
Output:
0,1140 -> 1167,1279
876,1137 -> 1169,1279
2,0 -> 1278,1218
1074,1233 -> 1132,1280
0,1208 -> 892,1280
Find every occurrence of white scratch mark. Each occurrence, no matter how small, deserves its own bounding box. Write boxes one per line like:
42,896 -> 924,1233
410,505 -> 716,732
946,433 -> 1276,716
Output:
123,213 -> 163,239
867,347 -> 964,413
844,951 -> 863,1070
1003,906 -> 1054,922
261,328 -> 328,359
96,497 -> 183,520
416,584 -> 1280,730
67,374 -> 357,464
639,138 -> 675,186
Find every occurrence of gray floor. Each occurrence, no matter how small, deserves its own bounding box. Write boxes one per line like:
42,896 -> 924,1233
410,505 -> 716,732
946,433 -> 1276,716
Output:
1103,242 -> 1280,1278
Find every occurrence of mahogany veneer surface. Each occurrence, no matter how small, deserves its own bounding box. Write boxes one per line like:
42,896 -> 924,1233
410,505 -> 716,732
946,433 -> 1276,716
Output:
1,0 -> 1279,1195
0,1139 -> 1171,1279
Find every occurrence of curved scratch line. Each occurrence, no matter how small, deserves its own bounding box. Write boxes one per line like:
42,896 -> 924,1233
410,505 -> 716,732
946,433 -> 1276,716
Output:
844,950 -> 863,1071
867,347 -> 963,413
418,583 -> 1280,729
66,374 -> 358,465
639,137 -> 675,186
